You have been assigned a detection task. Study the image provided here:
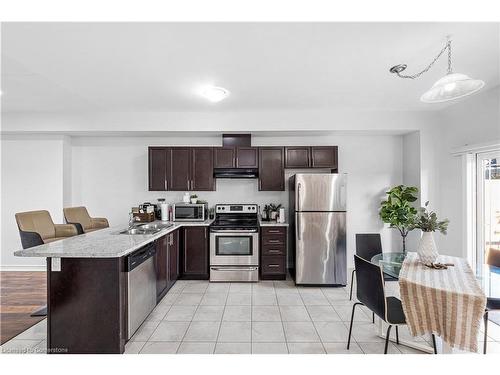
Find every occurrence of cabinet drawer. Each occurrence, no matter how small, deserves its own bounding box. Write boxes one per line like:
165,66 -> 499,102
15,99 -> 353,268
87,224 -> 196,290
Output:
261,227 -> 286,236
261,246 -> 285,256
261,256 -> 286,274
261,235 -> 285,247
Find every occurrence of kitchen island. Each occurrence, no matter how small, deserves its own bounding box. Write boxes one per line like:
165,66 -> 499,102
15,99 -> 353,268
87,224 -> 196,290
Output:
14,220 -> 212,354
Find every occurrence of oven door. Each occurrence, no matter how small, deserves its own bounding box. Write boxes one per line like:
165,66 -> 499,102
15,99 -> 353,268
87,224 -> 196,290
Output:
210,229 -> 259,266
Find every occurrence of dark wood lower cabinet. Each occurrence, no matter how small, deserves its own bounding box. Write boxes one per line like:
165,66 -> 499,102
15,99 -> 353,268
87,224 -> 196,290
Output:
47,257 -> 126,354
155,235 -> 169,300
156,230 -> 180,302
168,229 -> 179,288
260,226 -> 287,280
180,226 -> 209,279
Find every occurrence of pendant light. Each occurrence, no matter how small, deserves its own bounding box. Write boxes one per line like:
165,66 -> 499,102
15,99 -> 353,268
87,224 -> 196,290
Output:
390,37 -> 485,103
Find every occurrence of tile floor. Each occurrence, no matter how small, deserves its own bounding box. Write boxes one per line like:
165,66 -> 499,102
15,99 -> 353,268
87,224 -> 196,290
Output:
2,277 -> 500,354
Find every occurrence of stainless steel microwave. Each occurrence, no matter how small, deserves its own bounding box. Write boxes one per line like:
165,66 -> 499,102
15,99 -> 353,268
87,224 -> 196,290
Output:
173,203 -> 207,222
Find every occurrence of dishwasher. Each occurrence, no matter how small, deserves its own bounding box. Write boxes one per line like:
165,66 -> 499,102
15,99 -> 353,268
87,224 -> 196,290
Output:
126,242 -> 157,339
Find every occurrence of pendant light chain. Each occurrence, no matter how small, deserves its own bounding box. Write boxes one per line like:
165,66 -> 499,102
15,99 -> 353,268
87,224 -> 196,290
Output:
395,39 -> 452,80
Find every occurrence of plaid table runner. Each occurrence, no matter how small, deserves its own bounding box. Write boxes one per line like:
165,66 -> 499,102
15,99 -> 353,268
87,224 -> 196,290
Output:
399,252 -> 486,352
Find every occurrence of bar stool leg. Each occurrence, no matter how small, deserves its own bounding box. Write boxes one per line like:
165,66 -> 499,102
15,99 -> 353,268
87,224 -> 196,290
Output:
395,325 -> 399,345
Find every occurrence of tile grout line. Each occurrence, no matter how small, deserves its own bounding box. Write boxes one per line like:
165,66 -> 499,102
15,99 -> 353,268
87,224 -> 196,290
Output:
175,282 -> 210,354
273,282 -> 290,354
213,284 -> 230,353
139,282 -> 186,353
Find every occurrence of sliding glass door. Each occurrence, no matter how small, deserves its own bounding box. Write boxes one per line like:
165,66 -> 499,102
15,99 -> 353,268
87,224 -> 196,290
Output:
476,151 -> 500,296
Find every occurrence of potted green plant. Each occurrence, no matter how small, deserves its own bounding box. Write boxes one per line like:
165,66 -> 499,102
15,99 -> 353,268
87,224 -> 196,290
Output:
190,194 -> 198,204
269,203 -> 282,221
379,185 -> 418,254
413,201 -> 449,264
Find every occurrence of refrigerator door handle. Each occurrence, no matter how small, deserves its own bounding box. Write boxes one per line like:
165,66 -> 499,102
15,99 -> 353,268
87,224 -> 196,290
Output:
297,182 -> 301,209
297,213 -> 301,240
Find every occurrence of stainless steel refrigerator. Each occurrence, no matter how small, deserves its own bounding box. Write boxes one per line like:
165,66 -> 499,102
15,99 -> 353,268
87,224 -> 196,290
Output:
289,173 -> 347,286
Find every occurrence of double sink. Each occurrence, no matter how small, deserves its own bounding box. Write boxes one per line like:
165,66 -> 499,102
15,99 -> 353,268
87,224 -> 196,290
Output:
119,222 -> 173,235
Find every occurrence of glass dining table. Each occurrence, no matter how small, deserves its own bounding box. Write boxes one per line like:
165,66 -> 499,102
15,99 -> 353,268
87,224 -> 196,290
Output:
370,251 -> 500,353
370,252 -> 500,297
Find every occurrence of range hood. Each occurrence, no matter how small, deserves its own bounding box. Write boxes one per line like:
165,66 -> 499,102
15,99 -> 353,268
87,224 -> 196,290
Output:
214,168 -> 259,179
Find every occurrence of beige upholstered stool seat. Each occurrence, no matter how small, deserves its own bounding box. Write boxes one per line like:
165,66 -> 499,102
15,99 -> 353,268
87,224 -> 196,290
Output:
63,206 -> 109,234
15,210 -> 78,249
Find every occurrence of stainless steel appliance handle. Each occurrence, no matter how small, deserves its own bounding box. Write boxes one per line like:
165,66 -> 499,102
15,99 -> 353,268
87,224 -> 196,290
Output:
297,182 -> 301,209
211,229 -> 258,233
211,267 -> 258,271
211,232 -> 258,237
297,213 -> 301,240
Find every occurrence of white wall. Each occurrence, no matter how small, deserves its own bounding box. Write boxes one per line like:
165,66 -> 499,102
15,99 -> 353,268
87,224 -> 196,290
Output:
433,87 -> 500,257
402,131 -> 421,251
71,134 -> 403,269
1,135 -> 66,269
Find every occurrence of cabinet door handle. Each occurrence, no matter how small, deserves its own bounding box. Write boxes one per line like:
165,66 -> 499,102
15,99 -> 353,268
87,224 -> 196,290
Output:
164,179 -> 168,191
268,250 -> 281,254
268,240 -> 281,243
267,230 -> 280,233
268,264 -> 280,268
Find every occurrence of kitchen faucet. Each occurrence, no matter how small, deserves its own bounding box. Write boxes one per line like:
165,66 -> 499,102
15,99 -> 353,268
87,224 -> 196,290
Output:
129,213 -> 140,229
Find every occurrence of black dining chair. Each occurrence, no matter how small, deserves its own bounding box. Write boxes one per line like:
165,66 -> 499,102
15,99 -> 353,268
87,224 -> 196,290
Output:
483,248 -> 500,354
350,234 -> 398,302
347,254 -> 438,354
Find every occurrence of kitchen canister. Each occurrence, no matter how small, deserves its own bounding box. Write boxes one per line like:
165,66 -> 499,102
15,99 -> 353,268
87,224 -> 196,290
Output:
277,207 -> 286,223
160,202 -> 169,221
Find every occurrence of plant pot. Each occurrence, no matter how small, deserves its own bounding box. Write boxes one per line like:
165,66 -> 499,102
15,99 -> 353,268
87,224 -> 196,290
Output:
270,211 -> 278,220
190,198 -> 198,204
417,231 -> 439,264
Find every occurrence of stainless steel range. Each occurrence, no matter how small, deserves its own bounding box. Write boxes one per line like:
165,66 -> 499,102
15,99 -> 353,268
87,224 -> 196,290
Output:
209,204 -> 259,282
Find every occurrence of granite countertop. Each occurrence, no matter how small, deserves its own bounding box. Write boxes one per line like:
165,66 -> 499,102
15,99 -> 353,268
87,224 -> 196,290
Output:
259,218 -> 289,227
14,219 -> 213,259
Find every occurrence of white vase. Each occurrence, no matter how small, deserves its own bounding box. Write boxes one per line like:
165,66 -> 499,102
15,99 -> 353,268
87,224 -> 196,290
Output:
417,231 -> 439,264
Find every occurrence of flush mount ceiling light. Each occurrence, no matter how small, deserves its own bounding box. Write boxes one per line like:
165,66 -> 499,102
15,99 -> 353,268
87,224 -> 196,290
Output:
199,86 -> 230,103
390,37 -> 485,103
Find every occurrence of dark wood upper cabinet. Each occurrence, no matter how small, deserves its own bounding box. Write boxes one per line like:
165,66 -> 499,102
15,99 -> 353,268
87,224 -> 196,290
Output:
311,146 -> 338,169
214,147 -> 236,168
181,226 -> 209,279
284,147 -> 310,168
169,147 -> 191,191
148,147 -> 169,191
236,147 -> 258,168
258,147 -> 285,191
191,147 -> 215,191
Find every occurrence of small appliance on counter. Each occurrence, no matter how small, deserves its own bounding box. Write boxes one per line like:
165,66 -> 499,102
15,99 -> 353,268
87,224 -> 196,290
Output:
173,202 -> 208,222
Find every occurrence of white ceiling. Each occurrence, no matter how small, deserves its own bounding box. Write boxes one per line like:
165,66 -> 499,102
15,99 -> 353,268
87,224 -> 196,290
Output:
1,22 -> 499,113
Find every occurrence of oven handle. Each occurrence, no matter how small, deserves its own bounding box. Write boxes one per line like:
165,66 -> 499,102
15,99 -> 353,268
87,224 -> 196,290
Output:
210,229 -> 258,233
210,267 -> 259,271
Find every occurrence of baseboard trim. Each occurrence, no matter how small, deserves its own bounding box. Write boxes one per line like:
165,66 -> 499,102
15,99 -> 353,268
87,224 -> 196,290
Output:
0,265 -> 46,272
